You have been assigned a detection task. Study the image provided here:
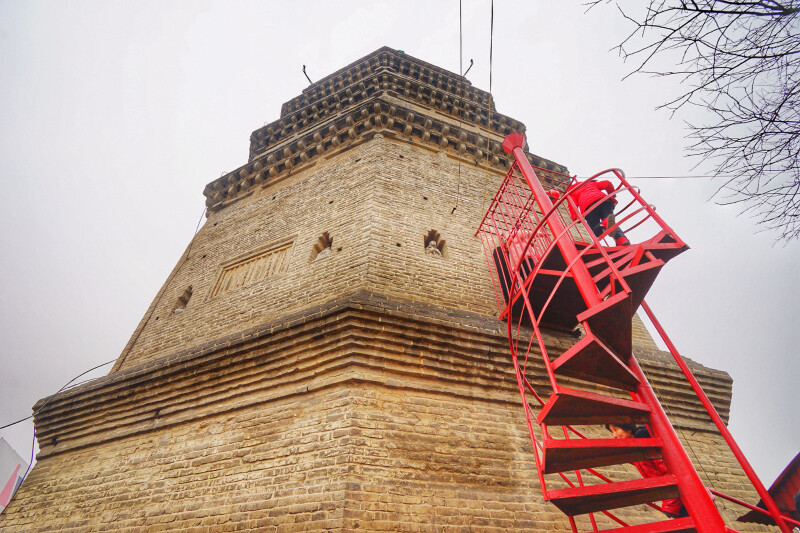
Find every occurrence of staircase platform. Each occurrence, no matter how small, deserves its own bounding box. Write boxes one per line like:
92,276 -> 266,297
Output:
520,268 -> 586,330
495,245 -> 588,331
548,475 -> 679,515
593,258 -> 664,314
542,438 -> 663,474
500,237 -> 676,332
537,387 -> 650,426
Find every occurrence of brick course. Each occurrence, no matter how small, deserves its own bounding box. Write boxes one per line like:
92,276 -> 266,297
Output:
3,292 -> 761,532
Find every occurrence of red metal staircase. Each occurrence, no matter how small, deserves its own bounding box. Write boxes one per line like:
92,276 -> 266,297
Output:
476,132 -> 794,532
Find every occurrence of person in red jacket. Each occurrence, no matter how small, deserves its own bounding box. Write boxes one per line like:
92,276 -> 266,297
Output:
607,423 -> 688,518
549,179 -> 630,246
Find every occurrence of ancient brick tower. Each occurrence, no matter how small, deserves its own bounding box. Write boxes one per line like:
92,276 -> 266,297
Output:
0,47 -> 766,532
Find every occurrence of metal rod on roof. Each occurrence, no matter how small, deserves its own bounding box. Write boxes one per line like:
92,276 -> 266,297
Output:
463,59 -> 474,78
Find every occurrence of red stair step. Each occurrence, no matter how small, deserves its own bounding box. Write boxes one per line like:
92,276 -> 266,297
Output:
597,516 -> 696,533
501,268 -> 587,331
594,258 -> 664,314
583,247 -> 637,277
493,247 -> 583,332
542,437 -> 663,474
525,269 -> 586,330
618,259 -> 664,313
578,291 -> 633,357
548,475 -> 679,516
552,334 -> 639,391
583,245 -> 635,266
537,387 -> 650,426
590,246 -> 651,287
641,230 -> 689,263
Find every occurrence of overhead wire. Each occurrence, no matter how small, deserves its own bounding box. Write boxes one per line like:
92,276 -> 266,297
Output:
0,356 -> 116,515
452,0 -> 464,215
1,203 -> 208,514
0,416 -> 33,431
481,0 -> 495,215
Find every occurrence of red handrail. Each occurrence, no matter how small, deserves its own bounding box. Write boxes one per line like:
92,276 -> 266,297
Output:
709,490 -> 800,528
641,301 -> 793,533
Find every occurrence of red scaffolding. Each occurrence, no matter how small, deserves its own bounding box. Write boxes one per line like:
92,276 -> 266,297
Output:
476,132 -> 795,533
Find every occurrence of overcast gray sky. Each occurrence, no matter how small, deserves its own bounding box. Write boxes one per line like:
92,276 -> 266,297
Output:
1,0 -> 797,495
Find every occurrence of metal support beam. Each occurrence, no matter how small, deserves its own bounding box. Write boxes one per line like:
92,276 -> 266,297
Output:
642,301 -> 793,533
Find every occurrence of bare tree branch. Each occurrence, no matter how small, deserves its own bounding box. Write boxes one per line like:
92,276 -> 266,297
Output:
590,0 -> 800,241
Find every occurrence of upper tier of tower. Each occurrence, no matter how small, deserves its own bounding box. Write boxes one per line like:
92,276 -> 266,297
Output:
202,47 -> 569,214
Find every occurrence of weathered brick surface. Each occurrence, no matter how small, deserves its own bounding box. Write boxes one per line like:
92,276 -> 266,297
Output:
5,389 -> 352,532
113,134 -> 599,373
112,48 -> 569,373
632,314 -> 658,350
114,138 -> 385,371
1,48 -> 771,532
3,294 -> 762,532
27,293 -> 731,459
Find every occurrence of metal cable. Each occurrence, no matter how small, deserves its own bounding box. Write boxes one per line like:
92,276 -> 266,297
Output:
112,205 -> 207,371
453,0 -> 463,215
481,0 -> 495,215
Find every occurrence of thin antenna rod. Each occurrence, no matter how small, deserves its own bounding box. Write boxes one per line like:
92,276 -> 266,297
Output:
463,58 -> 474,78
302,65 -> 313,84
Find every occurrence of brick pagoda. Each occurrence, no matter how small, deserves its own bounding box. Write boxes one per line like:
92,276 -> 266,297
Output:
0,47 -> 765,532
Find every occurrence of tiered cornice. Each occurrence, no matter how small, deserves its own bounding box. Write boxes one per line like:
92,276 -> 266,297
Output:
204,47 -> 569,213
279,46 -> 493,120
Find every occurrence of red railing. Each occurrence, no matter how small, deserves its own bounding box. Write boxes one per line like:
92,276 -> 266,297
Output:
642,301 -> 795,532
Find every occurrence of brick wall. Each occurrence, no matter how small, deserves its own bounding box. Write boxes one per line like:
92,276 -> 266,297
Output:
114,135 -> 657,373
2,293 -> 767,532
115,138 -> 385,370
114,135 -> 509,370
5,389 -> 352,532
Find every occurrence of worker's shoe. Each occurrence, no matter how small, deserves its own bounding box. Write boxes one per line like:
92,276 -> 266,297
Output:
615,236 -> 630,246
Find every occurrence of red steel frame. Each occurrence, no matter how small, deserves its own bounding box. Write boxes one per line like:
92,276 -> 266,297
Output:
476,132 -> 792,532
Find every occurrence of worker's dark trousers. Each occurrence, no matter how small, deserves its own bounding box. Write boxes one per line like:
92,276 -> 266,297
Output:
584,198 -> 624,241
